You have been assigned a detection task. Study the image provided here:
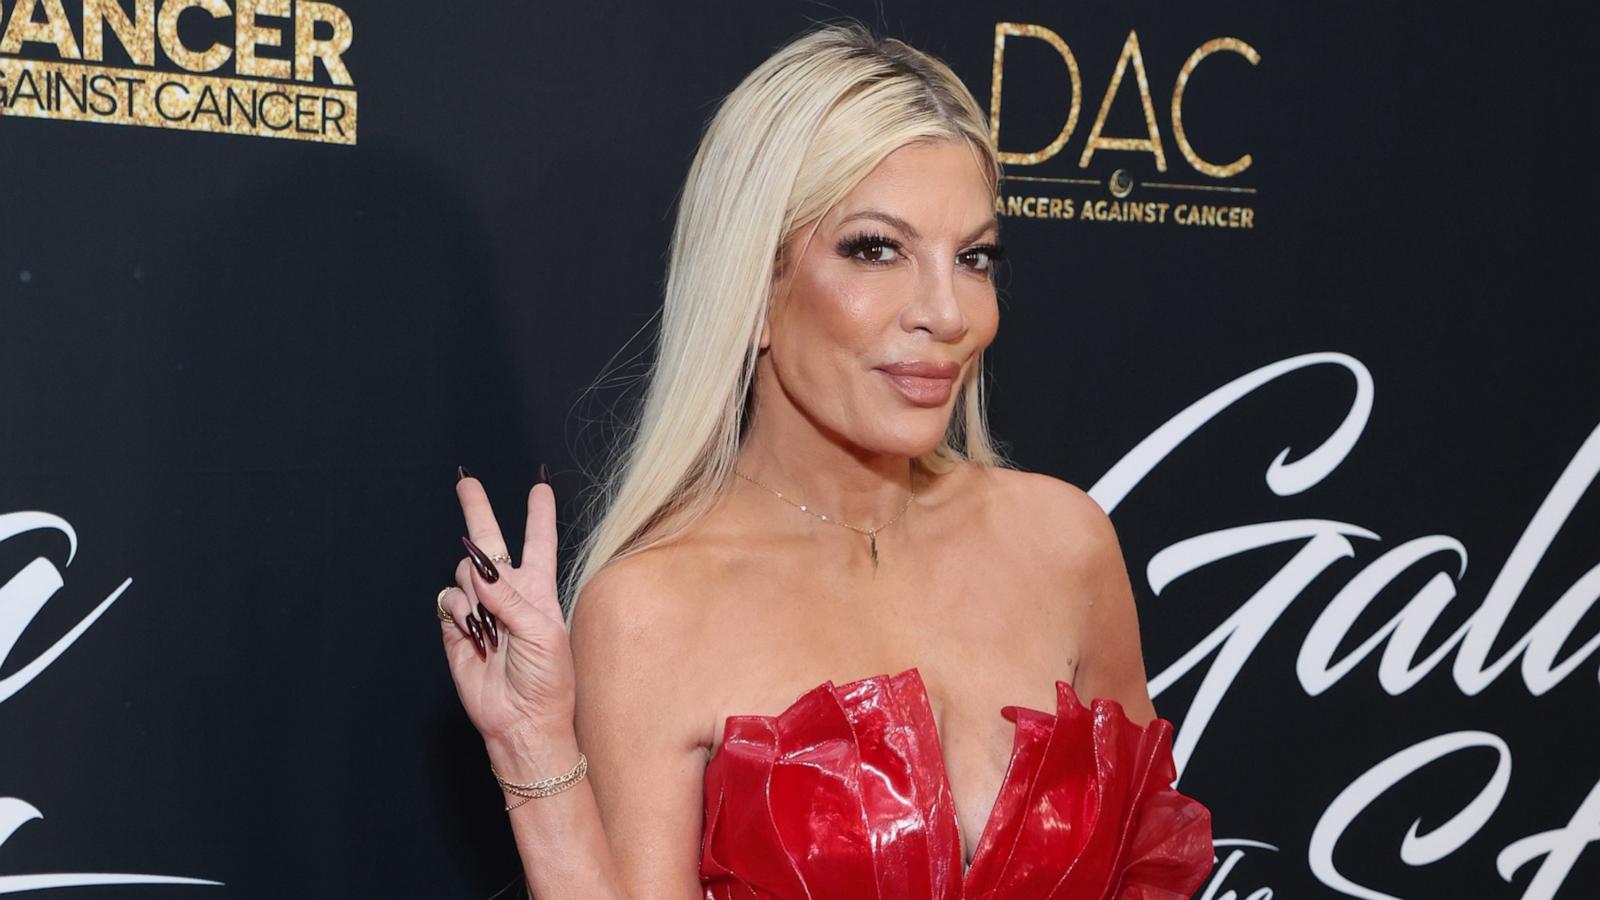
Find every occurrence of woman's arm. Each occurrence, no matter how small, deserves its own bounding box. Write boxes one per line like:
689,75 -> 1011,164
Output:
554,559 -> 709,898
1017,473 -> 1158,725
483,710 -> 705,899
484,725 -> 627,898
1067,492 -> 1159,726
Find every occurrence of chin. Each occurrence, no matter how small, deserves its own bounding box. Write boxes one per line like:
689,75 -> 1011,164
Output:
866,420 -> 950,459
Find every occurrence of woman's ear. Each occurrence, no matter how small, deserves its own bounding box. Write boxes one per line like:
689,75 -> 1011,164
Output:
758,289 -> 776,350
763,245 -> 789,353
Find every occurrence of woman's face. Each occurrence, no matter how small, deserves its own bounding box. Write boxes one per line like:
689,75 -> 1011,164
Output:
760,139 -> 1001,459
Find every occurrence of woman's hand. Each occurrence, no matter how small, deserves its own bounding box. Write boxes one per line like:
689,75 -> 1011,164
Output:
440,465 -> 576,744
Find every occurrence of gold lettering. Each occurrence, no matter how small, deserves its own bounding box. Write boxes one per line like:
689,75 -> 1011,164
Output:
83,0 -> 155,65
260,88 -> 291,128
192,82 -> 223,121
0,55 -> 355,142
0,0 -> 81,58
158,0 -> 232,73
320,94 -> 345,136
236,0 -> 289,79
294,90 -> 315,130
295,0 -> 352,84
154,78 -> 188,119
1172,37 -> 1260,178
1079,30 -> 1165,171
989,22 -> 1080,166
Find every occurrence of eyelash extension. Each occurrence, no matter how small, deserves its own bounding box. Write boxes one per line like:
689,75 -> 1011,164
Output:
834,233 -> 1009,269
964,243 -> 1007,264
836,232 -> 902,262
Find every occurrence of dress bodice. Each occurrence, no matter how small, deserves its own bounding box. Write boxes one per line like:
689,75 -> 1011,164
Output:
698,667 -> 1213,900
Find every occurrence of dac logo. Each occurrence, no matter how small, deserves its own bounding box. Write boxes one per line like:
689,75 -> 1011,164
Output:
988,23 -> 1259,229
0,0 -> 356,144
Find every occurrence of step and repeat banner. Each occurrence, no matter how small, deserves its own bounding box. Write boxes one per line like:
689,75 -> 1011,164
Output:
2,1 -> 1595,897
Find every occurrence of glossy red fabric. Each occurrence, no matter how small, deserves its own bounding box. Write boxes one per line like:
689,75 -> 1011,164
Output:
699,667 -> 1213,899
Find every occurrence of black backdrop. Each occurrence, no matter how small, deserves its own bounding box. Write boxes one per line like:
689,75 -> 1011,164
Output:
2,1 -> 1596,897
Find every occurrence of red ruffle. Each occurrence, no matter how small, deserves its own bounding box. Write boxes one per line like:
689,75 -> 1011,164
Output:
963,680 -> 1214,899
699,668 -> 1213,900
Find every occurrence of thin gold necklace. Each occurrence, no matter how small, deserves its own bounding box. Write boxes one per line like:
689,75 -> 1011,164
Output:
734,468 -> 916,572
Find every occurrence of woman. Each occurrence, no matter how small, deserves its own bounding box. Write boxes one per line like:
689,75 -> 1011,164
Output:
437,21 -> 1213,900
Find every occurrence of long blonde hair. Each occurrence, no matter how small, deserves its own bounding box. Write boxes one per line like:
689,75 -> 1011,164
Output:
562,21 -> 1010,621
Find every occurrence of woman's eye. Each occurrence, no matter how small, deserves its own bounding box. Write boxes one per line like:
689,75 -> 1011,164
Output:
854,240 -> 900,263
958,244 -> 1005,272
835,233 -> 908,266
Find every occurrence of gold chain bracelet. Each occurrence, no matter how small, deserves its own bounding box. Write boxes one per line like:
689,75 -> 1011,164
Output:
491,752 -> 589,811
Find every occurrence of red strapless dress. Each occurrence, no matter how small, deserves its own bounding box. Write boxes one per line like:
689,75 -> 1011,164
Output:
699,667 -> 1213,899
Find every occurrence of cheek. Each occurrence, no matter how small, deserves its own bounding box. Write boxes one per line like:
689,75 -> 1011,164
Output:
964,282 -> 1002,345
787,264 -> 899,354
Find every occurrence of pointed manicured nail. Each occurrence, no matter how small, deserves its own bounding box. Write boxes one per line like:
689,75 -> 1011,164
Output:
478,603 -> 499,649
461,536 -> 500,583
465,614 -> 486,658
536,462 -> 550,486
457,465 -> 473,482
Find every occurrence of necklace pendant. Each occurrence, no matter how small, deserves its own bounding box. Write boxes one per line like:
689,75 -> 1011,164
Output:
869,532 -> 878,570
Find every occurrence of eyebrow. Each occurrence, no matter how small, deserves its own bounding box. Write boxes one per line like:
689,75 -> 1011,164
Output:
836,208 -> 1000,245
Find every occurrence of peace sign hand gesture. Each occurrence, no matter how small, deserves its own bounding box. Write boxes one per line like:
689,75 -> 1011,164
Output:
439,465 -> 576,744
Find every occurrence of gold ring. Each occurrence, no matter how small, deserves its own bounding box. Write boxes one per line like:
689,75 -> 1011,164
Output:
436,586 -> 457,624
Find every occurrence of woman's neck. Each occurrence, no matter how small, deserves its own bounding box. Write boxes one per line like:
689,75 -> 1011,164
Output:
733,439 -> 919,531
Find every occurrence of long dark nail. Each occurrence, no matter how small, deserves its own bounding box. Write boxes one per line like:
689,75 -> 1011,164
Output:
536,463 -> 550,486
478,603 -> 499,649
461,536 -> 500,583
457,465 -> 473,482
465,614 -> 486,657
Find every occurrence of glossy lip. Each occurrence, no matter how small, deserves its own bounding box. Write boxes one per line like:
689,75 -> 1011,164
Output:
875,359 -> 960,407
877,359 -> 961,379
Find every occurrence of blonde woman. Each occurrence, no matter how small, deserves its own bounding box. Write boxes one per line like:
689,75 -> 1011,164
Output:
437,21 -> 1213,900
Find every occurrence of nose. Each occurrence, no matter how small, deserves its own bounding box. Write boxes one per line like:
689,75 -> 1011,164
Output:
901,263 -> 967,342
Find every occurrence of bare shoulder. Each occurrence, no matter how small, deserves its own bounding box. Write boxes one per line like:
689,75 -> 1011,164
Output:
567,545 -> 717,753
565,546 -> 716,896
980,467 -> 1135,614
570,547 -> 694,651
973,467 -> 1155,721
967,465 -> 1122,568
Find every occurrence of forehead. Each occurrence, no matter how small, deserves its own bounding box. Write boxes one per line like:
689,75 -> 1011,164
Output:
827,140 -> 993,230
